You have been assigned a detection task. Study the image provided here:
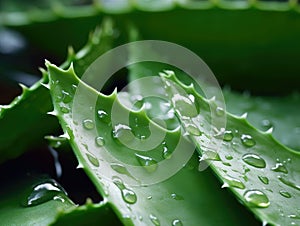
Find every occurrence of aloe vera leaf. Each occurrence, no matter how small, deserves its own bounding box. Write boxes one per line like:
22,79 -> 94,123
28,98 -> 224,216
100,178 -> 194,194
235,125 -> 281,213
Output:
223,89 -> 300,151
0,19 -> 114,164
2,1 -> 300,93
46,61 -> 261,226
161,72 -> 300,226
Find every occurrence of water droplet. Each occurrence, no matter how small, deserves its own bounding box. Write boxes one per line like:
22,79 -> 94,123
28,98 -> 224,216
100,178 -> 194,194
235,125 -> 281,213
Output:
172,219 -> 183,226
171,94 -> 198,118
110,163 -> 135,180
272,163 -> 288,174
147,195 -> 152,200
288,214 -> 300,219
223,130 -> 234,142
223,176 -> 245,189
86,153 -> 99,167
95,136 -> 105,147
279,190 -> 292,198
149,214 -> 160,226
278,176 -> 300,191
113,124 -> 134,143
60,106 -> 70,113
241,134 -> 256,147
61,90 -> 72,103
200,150 -> 221,161
258,176 -> 269,185
243,190 -> 270,208
261,119 -> 272,128
225,155 -> 233,160
162,146 -> 172,159
97,110 -> 110,123
171,193 -> 184,200
135,154 -> 157,173
83,119 -> 94,130
24,180 -> 67,207
185,124 -> 201,136
113,177 -> 137,204
216,106 -> 225,116
242,153 -> 266,168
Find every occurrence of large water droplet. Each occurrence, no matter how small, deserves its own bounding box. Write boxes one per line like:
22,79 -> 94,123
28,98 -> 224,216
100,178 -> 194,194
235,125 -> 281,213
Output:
135,154 -> 157,173
223,176 -> 245,189
149,214 -> 160,226
201,150 -> 221,161
243,190 -> 270,208
113,177 -> 137,204
185,124 -> 201,136
86,153 -> 99,167
223,130 -> 233,142
241,134 -> 256,147
24,180 -> 67,207
172,219 -> 183,226
278,176 -> 300,191
61,90 -> 72,103
83,119 -> 95,130
113,124 -> 134,144
171,94 -> 198,118
95,136 -> 105,147
279,190 -> 292,198
242,153 -> 266,168
272,163 -> 288,174
258,176 -> 269,185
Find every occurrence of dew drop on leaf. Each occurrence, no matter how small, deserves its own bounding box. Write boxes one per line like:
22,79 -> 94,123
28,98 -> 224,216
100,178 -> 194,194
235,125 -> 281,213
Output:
97,109 -> 110,123
86,153 -> 99,167
272,163 -> 288,174
110,163 -> 135,180
243,190 -> 270,208
171,193 -> 184,200
60,106 -> 70,114
112,176 -> 137,204
113,124 -> 134,144
223,176 -> 245,189
162,146 -> 172,159
135,153 -> 158,172
185,124 -> 201,136
24,180 -> 67,207
258,176 -> 269,185
241,134 -> 256,147
215,106 -> 225,116
242,153 -> 266,168
83,119 -> 95,130
279,190 -> 292,198
95,136 -> 105,147
61,90 -> 72,103
172,219 -> 183,226
149,214 -> 160,226
223,130 -> 234,142
278,176 -> 300,191
171,94 -> 198,118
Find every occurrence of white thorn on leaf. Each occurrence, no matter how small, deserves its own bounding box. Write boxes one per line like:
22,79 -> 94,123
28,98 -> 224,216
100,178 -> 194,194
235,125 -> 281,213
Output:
265,127 -> 274,134
59,133 -> 70,140
241,112 -> 248,119
41,83 -> 50,90
47,110 -> 58,116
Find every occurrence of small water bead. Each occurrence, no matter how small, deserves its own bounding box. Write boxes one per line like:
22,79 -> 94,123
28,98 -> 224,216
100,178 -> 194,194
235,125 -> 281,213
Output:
95,136 -> 105,147
272,163 -> 288,174
223,131 -> 234,142
278,176 -> 300,191
86,153 -> 99,167
147,195 -> 152,200
149,214 -> 160,226
243,190 -> 270,208
223,176 -> 245,189
162,146 -> 172,159
288,214 -> 300,219
185,123 -> 201,136
97,110 -> 110,123
200,150 -> 221,161
215,106 -> 225,116
225,155 -> 233,160
258,176 -> 269,185
135,154 -> 158,173
60,106 -> 70,114
241,134 -> 256,147
24,180 -> 67,207
172,219 -> 183,226
171,193 -> 184,200
242,153 -> 266,168
83,119 -> 95,130
110,163 -> 135,179
279,190 -> 292,198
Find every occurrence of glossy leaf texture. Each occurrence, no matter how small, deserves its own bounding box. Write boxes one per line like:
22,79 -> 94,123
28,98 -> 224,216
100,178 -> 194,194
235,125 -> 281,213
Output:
46,62 -> 260,226
1,0 -> 300,93
0,18 -> 114,164
161,71 -> 300,226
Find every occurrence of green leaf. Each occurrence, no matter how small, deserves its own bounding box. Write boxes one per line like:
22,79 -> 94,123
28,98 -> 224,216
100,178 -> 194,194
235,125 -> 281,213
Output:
223,89 -> 300,151
46,62 -> 260,226
0,18 -> 114,164
161,71 -> 300,226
